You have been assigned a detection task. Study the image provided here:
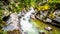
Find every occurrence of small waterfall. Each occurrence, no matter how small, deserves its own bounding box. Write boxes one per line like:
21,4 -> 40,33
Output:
3,7 -> 39,34
20,7 -> 38,34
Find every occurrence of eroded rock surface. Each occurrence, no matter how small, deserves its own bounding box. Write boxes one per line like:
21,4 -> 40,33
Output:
3,13 -> 19,31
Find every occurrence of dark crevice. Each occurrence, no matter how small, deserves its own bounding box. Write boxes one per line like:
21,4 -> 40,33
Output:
3,15 -> 10,22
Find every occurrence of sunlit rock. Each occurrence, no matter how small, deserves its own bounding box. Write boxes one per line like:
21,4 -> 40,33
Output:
35,11 -> 48,20
30,13 -> 36,19
53,10 -> 60,17
45,18 -> 52,22
45,27 -> 52,31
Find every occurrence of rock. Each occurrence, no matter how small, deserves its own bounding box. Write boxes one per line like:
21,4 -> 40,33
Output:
39,31 -> 45,34
45,27 -> 52,31
45,18 -> 52,22
3,13 -> 19,31
30,15 -> 36,19
41,32 -> 45,34
18,10 -> 27,17
3,10 -> 10,16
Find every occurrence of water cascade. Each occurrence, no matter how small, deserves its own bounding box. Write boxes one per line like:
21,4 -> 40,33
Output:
20,7 -> 39,34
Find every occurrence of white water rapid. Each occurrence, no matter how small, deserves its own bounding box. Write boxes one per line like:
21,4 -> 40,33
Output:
20,7 -> 39,34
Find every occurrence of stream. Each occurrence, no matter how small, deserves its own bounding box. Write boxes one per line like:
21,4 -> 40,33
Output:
3,7 -> 60,34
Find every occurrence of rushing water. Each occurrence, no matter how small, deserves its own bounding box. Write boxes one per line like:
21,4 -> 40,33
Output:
20,7 -> 39,34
